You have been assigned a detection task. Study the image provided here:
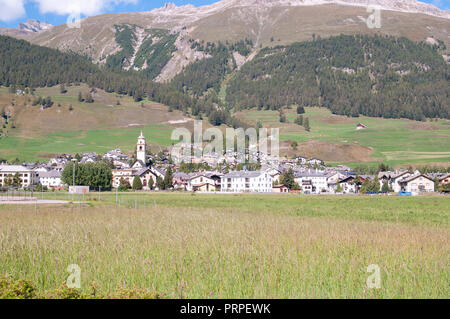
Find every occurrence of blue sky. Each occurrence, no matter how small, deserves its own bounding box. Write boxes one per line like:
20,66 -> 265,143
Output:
0,0 -> 448,28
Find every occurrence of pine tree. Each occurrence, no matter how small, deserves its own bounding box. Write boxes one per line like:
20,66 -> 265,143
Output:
296,106 -> 305,114
148,178 -> 154,190
156,176 -> 165,190
132,176 -> 143,190
164,166 -> 173,190
381,181 -> 390,193
303,117 -> 310,131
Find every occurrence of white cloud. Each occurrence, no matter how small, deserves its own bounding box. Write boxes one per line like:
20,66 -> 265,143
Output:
0,0 -> 26,22
32,0 -> 139,16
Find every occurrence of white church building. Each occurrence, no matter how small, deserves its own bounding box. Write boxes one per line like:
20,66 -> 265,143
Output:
112,131 -> 164,189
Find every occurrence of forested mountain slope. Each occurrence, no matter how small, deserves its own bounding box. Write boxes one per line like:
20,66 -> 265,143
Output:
225,34 -> 449,120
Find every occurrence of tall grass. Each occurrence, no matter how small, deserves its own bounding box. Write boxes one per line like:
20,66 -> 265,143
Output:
0,204 -> 448,298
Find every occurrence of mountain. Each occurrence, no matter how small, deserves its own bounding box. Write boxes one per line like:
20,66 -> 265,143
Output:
6,0 -> 445,82
0,20 -> 53,38
18,20 -> 53,33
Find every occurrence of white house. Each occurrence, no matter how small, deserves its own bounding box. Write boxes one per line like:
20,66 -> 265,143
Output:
221,171 -> 273,193
398,174 -> 435,193
34,166 -> 49,184
294,169 -> 328,194
187,172 -> 222,192
378,170 -> 413,193
39,170 -> 63,188
326,171 -> 347,193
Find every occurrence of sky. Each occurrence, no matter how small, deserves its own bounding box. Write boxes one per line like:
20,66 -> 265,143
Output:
0,0 -> 448,28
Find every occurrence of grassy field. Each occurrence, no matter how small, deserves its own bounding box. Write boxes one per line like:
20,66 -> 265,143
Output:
0,193 -> 448,299
237,107 -> 450,167
0,85 -> 192,161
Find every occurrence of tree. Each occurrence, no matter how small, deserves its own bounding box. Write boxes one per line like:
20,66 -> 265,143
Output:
360,179 -> 370,194
291,141 -> 298,150
370,177 -> 380,193
132,176 -> 143,190
3,174 -> 13,187
156,176 -> 165,190
294,115 -> 303,126
60,84 -> 67,94
78,92 -> 84,102
280,168 -> 298,190
11,173 -> 22,188
62,161 -> 112,189
84,92 -> 94,103
381,181 -> 390,193
279,111 -> 286,123
296,106 -> 305,114
148,177 -> 154,191
163,166 -> 173,190
303,117 -> 310,132
118,177 -> 131,192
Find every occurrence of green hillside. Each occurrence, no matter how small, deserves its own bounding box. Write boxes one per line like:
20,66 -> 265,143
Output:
224,34 -> 449,121
236,107 -> 450,167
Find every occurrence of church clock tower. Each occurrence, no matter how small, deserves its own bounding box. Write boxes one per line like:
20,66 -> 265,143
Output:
137,131 -> 147,164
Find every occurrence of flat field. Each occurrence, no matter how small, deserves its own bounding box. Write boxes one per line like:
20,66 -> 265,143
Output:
0,193 -> 448,298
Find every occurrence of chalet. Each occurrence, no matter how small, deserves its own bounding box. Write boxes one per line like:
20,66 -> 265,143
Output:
378,170 -> 413,192
188,172 -> 222,192
326,171 -> 347,193
294,169 -> 328,194
338,176 -> 359,193
172,172 -> 190,190
439,174 -> 450,186
338,175 -> 371,194
398,174 -> 435,193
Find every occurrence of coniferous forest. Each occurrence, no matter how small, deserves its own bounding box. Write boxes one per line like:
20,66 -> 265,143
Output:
0,33 -> 449,124
226,34 -> 449,120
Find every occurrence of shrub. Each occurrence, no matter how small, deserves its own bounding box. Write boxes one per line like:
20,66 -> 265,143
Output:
0,276 -> 36,299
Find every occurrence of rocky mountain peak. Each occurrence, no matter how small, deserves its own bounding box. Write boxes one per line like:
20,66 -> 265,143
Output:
17,20 -> 53,33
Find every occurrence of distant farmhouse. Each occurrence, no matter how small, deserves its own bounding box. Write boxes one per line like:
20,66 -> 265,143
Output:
356,123 -> 368,130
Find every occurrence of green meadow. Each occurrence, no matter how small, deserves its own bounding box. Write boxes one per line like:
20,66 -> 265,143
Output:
0,124 -> 174,162
0,85 -> 180,161
239,107 -> 450,167
0,193 -> 448,299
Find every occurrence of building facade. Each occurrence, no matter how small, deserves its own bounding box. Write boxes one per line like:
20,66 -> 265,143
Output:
0,165 -> 36,188
221,171 -> 273,193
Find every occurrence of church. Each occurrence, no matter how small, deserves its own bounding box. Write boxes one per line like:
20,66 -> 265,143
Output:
112,131 -> 165,189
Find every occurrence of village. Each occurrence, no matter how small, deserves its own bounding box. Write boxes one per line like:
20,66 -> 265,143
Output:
0,132 -> 449,196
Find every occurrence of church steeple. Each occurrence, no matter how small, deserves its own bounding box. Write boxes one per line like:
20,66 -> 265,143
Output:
137,131 -> 146,163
